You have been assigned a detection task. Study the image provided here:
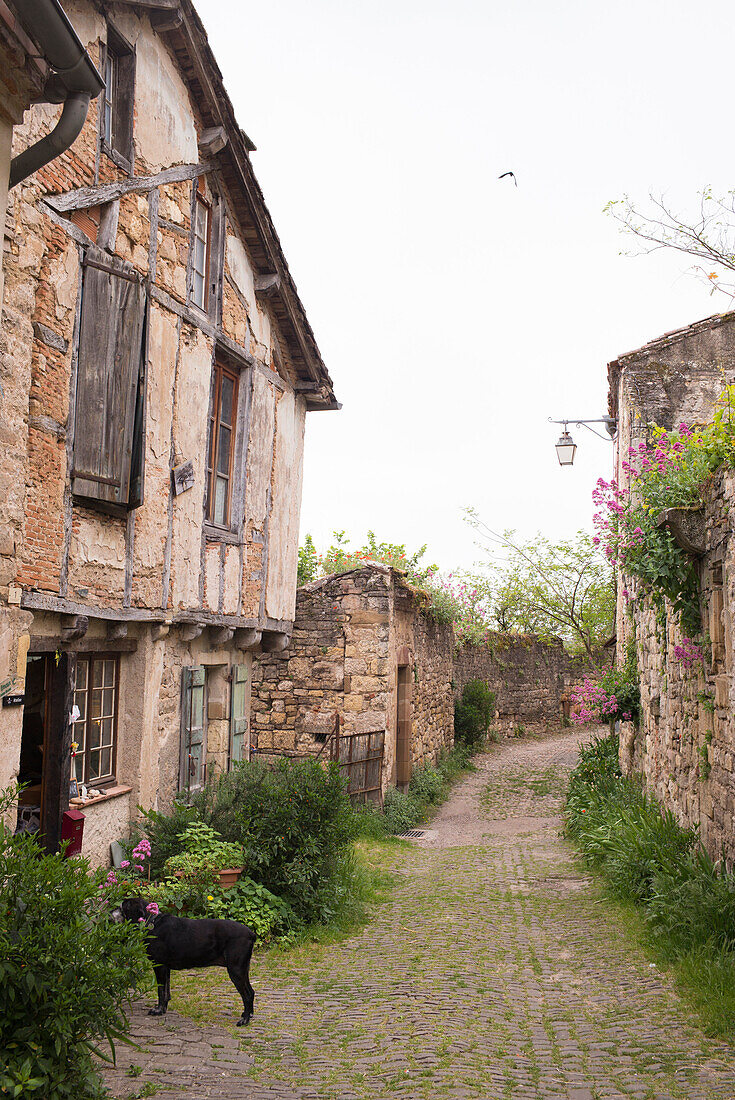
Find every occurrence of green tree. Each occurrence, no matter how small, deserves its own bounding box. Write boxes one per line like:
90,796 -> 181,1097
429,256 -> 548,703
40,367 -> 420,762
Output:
465,514 -> 615,659
298,530 -> 438,586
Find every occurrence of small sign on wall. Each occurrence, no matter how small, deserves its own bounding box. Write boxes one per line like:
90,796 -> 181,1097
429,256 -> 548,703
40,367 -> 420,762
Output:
2,694 -> 24,707
172,460 -> 195,496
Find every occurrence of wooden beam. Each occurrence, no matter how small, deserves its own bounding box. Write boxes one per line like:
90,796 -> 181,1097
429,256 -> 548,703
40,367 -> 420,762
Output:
45,162 -> 213,214
41,652 -> 74,855
198,126 -> 228,157
254,273 -> 281,297
28,636 -> 138,654
150,8 -> 184,31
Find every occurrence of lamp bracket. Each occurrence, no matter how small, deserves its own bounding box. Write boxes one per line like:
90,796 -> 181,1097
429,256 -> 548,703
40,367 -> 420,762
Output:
548,416 -> 617,441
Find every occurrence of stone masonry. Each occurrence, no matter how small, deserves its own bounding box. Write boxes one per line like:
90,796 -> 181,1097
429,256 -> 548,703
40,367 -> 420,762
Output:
610,313 -> 735,864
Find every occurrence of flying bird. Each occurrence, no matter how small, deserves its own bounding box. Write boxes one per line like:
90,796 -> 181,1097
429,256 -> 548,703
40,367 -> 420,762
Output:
498,171 -> 517,186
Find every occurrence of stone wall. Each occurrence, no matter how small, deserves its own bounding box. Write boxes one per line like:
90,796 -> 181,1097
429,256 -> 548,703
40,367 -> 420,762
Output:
453,636 -> 589,734
610,313 -> 735,865
252,565 -> 591,795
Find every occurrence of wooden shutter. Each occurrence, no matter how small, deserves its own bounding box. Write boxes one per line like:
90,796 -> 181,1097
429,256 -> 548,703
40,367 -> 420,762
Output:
180,667 -> 206,792
230,664 -> 249,765
72,253 -> 146,509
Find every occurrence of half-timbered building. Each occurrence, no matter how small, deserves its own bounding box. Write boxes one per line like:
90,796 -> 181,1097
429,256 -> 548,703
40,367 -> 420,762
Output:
0,0 -> 338,862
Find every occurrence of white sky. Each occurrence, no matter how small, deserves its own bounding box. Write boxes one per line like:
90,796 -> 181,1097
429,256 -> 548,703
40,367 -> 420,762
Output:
198,0 -> 731,572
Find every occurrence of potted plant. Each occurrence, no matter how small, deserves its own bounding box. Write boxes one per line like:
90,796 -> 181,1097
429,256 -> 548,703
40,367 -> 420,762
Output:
163,822 -> 245,888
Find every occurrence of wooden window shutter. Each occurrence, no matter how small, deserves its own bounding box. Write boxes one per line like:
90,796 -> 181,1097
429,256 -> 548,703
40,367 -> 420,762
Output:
230,664 -> 249,765
180,666 -> 206,792
72,253 -> 146,509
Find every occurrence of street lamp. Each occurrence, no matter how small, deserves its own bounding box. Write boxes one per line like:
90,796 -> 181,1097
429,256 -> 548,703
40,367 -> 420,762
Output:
548,417 -> 617,467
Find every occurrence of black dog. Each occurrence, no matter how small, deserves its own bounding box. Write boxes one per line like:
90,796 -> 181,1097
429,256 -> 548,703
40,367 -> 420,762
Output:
119,897 -> 256,1025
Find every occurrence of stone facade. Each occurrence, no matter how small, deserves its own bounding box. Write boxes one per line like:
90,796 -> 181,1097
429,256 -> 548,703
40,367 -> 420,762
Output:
0,0 -> 337,861
252,564 -> 594,795
453,635 -> 588,735
609,312 -> 735,864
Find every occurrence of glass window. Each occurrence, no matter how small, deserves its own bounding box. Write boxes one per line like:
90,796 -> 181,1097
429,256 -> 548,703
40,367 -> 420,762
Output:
191,193 -> 210,310
72,656 -> 119,786
181,668 -> 207,791
206,361 -> 239,527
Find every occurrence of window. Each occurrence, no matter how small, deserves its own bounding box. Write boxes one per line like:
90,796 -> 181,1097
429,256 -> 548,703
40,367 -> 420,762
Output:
101,26 -> 135,167
191,190 -> 211,311
71,656 -> 119,786
72,251 -> 147,512
206,361 -> 238,527
230,665 -> 248,765
180,667 -> 206,791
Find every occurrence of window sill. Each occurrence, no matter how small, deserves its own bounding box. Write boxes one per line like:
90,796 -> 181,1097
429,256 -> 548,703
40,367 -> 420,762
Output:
101,141 -> 133,175
203,523 -> 242,545
70,784 -> 131,809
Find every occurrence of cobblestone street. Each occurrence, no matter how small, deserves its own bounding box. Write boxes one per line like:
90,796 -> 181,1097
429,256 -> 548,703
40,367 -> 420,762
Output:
104,730 -> 735,1100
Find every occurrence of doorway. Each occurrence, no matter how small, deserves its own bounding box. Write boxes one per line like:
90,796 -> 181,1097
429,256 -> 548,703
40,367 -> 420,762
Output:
16,651 -> 74,852
16,654 -> 48,835
396,664 -> 412,789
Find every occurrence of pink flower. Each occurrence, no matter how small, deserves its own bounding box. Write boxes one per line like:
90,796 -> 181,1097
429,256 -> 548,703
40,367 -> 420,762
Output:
120,860 -> 130,869
146,902 -> 160,917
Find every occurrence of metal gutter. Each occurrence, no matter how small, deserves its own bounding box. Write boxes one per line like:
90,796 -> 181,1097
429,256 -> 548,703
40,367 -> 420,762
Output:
10,0 -> 103,188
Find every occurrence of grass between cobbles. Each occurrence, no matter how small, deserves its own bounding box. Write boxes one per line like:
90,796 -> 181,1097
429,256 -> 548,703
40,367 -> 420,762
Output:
565,731 -> 735,1038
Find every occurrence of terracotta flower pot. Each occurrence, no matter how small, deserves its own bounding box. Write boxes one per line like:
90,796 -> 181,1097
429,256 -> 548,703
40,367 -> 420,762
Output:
217,867 -> 243,888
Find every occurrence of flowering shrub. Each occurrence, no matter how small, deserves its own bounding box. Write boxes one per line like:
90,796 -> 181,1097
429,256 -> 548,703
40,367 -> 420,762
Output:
594,386 -> 735,637
571,645 -> 640,727
673,637 -> 704,670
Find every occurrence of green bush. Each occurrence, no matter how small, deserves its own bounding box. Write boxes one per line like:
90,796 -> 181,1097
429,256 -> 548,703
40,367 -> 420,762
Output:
454,680 -> 495,749
133,798 -> 199,879
163,822 -> 244,880
564,734 -> 735,1035
0,789 -> 148,1100
409,762 -> 446,805
382,787 -> 424,834
204,877 -> 298,943
191,757 -> 354,923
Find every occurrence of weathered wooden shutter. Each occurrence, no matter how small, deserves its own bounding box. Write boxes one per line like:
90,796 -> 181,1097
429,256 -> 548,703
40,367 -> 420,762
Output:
114,48 -> 136,163
72,252 -> 146,509
180,666 -> 206,792
230,664 -> 249,765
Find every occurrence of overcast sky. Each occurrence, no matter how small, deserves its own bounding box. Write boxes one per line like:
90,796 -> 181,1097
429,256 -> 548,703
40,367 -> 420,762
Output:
198,0 -> 731,572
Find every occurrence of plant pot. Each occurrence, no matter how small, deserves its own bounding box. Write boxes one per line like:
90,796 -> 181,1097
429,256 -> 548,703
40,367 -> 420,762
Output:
173,866 -> 243,887
217,867 -> 243,888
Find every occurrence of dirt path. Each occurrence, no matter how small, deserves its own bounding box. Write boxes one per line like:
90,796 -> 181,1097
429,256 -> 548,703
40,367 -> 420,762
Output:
104,729 -> 735,1100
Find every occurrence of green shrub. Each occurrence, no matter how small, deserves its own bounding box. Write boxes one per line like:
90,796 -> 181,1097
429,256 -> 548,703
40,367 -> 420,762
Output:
454,680 -> 495,749
0,789 -> 148,1100
564,733 -> 735,1035
133,798 -> 199,878
409,762 -> 446,805
382,787 -> 423,834
204,877 -> 298,943
163,822 -> 244,880
191,757 -> 354,923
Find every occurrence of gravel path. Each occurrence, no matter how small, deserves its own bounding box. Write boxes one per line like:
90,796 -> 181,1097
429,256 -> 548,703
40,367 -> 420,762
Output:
103,728 -> 735,1100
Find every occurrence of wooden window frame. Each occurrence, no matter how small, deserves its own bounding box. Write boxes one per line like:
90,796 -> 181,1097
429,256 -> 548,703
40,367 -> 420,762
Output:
100,24 -> 135,171
206,360 -> 239,529
180,667 -> 207,793
71,654 -> 120,788
190,188 -> 212,313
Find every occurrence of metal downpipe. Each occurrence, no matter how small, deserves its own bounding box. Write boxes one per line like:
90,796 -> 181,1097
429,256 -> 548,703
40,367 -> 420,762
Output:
9,91 -> 91,189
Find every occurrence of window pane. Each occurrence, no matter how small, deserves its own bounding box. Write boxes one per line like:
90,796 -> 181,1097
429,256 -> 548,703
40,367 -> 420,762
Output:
99,747 -> 112,777
74,754 -> 84,783
220,376 -> 234,426
74,692 -> 87,725
90,691 -> 102,720
192,269 -> 205,308
102,688 -> 114,716
214,477 -> 227,525
103,660 -> 115,688
93,662 -> 104,689
88,749 -> 101,781
100,717 -> 114,748
89,720 -> 102,751
76,660 -> 88,691
217,424 -> 231,475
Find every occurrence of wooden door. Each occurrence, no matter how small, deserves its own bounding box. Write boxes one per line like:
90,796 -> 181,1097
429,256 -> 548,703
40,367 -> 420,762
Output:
396,664 -> 412,788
